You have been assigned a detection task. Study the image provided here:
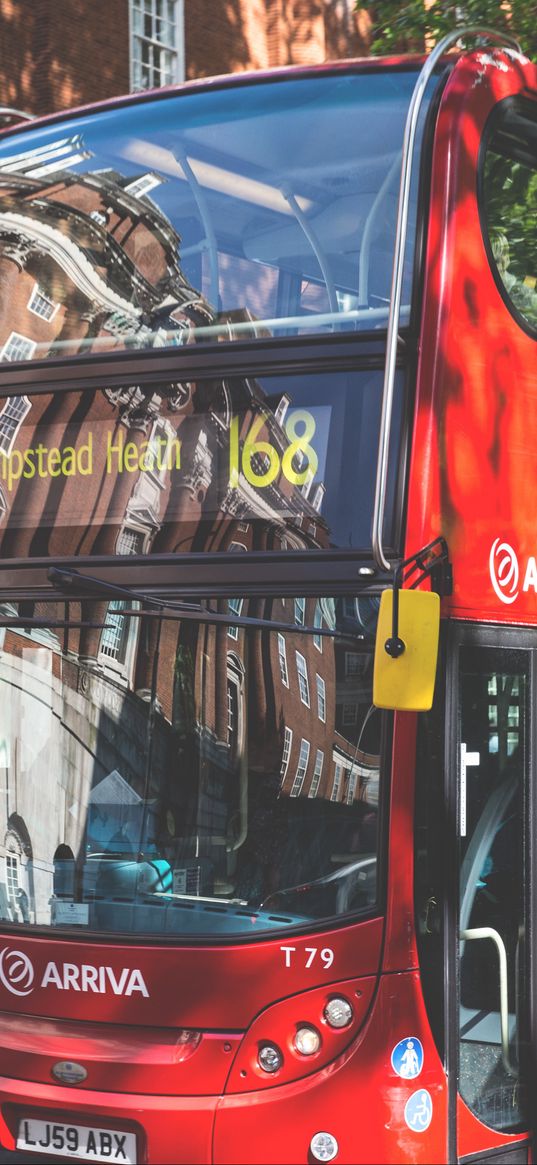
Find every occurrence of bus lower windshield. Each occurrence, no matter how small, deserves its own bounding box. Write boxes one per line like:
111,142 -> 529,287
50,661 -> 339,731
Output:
0,595 -> 382,939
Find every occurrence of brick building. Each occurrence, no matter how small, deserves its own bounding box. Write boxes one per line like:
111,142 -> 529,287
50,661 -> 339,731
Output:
0,0 -> 372,121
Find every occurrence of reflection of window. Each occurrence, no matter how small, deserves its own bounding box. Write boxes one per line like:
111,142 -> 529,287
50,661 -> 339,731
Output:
99,600 -> 139,684
309,750 -> 324,798
0,332 -> 36,363
280,726 -> 292,781
296,652 -> 310,706
227,680 -> 238,749
342,703 -> 358,726
331,764 -> 343,802
228,541 -> 247,552
278,633 -> 289,687
116,527 -> 145,555
27,284 -> 58,321
313,601 -> 323,651
5,852 -> 19,910
0,484 -> 6,523
131,0 -> 182,90
316,674 -> 326,722
291,739 -> 310,797
294,597 -> 305,626
125,173 -> 162,198
227,654 -> 244,757
0,394 -> 31,455
228,598 -> 243,640
345,652 -> 364,677
346,770 -> 357,804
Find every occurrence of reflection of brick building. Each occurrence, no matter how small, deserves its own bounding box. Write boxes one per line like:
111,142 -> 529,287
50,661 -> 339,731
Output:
0,2 -> 372,121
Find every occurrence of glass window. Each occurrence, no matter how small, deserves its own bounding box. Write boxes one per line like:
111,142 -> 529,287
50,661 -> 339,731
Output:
309,749 -> 324,798
296,651 -> 310,706
278,633 -> 289,687
482,100 -> 537,334
0,68 -> 425,360
27,284 -> 58,322
0,333 -> 36,363
291,739 -> 310,798
459,646 -> 529,1132
131,0 -> 181,91
295,598 -> 306,626
331,763 -> 343,802
0,369 -> 405,558
0,595 -> 381,938
316,674 -> 326,722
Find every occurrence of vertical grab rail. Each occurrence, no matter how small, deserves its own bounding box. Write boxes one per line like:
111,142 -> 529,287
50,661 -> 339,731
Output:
371,27 -> 522,573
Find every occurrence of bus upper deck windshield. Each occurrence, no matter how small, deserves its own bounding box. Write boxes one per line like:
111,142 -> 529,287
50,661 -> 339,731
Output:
0,66 -> 424,362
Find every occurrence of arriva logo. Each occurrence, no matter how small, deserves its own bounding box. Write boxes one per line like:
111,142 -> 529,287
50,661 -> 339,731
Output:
0,947 -> 149,998
0,948 -> 34,996
490,539 -> 537,605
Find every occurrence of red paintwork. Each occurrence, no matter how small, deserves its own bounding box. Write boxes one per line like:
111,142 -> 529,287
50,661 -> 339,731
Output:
406,47 -> 537,628
1,47 -> 536,1164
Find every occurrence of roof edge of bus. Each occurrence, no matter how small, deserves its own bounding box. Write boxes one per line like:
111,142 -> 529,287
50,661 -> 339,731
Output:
0,54 -> 430,140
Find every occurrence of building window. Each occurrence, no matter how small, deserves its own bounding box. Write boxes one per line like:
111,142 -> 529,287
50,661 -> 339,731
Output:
309,750 -> 324,798
331,763 -> 343,802
131,0 -> 183,90
237,522 -> 249,533
0,394 -> 31,455
342,703 -> 358,726
313,601 -> 323,652
0,485 -> 6,523
316,674 -> 326,722
296,652 -> 310,707
280,726 -> 292,781
27,284 -> 59,322
291,739 -> 310,797
294,597 -> 305,626
278,633 -> 289,687
98,600 -> 139,684
228,597 -> 243,640
5,852 -> 19,911
228,541 -> 247,553
0,332 -> 36,363
346,770 -> 358,805
345,652 -> 363,677
116,527 -> 145,555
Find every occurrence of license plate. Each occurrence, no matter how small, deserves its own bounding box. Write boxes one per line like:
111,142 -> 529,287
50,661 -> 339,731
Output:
17,1118 -> 137,1163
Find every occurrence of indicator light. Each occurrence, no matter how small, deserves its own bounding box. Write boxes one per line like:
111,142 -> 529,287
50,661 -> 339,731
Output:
324,997 -> 353,1029
310,1132 -> 339,1161
257,1043 -> 283,1073
294,1025 -> 321,1056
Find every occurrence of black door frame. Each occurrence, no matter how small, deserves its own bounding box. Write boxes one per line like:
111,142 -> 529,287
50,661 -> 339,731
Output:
444,620 -> 537,1163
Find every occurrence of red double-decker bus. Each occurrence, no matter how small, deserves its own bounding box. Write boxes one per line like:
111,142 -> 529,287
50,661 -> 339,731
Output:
0,28 -> 535,1165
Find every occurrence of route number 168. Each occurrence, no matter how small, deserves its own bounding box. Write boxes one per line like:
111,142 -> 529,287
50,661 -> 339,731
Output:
229,409 -> 318,489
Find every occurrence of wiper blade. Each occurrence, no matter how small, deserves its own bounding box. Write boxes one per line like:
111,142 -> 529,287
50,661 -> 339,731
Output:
47,567 -> 367,643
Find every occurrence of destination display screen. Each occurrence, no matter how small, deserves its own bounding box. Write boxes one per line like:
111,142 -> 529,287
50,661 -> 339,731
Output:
0,369 -> 404,557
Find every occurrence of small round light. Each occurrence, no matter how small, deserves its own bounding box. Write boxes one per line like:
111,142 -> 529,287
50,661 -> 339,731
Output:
257,1043 -> 283,1073
324,997 -> 353,1029
310,1132 -> 339,1162
294,1025 -> 321,1056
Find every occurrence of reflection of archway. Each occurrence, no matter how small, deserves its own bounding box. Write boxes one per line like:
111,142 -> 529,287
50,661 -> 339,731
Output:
3,813 -> 33,922
53,844 -> 75,899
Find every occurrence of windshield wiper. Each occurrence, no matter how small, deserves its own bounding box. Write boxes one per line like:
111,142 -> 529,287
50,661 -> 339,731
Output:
47,566 -> 367,643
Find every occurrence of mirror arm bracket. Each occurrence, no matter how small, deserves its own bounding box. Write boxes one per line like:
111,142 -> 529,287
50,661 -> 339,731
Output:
385,536 -> 452,658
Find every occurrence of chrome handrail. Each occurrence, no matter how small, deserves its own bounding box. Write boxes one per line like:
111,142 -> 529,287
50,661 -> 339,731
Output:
371,27 -> 522,572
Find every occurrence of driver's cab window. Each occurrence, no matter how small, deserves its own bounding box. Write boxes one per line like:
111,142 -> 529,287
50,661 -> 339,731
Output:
458,646 -> 529,1131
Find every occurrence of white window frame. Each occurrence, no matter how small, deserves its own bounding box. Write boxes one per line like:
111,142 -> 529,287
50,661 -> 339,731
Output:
27,283 -> 59,322
316,674 -> 326,722
346,770 -> 358,805
0,332 -> 37,364
278,633 -> 289,687
228,597 -> 243,640
296,651 -> 310,707
130,0 -> 184,90
294,597 -> 305,626
290,739 -> 310,797
309,750 -> 324,798
98,600 -> 140,686
228,541 -> 247,553
0,394 -> 31,456
331,763 -> 343,802
313,601 -> 323,652
280,726 -> 292,781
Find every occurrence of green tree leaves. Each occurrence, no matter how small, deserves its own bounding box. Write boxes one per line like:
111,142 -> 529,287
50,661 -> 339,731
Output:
360,2 -> 537,60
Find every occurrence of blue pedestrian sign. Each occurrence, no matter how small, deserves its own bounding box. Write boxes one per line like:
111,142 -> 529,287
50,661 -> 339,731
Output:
404,1089 -> 433,1133
391,1037 -> 424,1080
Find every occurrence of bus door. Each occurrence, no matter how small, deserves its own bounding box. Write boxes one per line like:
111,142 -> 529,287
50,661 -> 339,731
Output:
453,633 -> 532,1162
